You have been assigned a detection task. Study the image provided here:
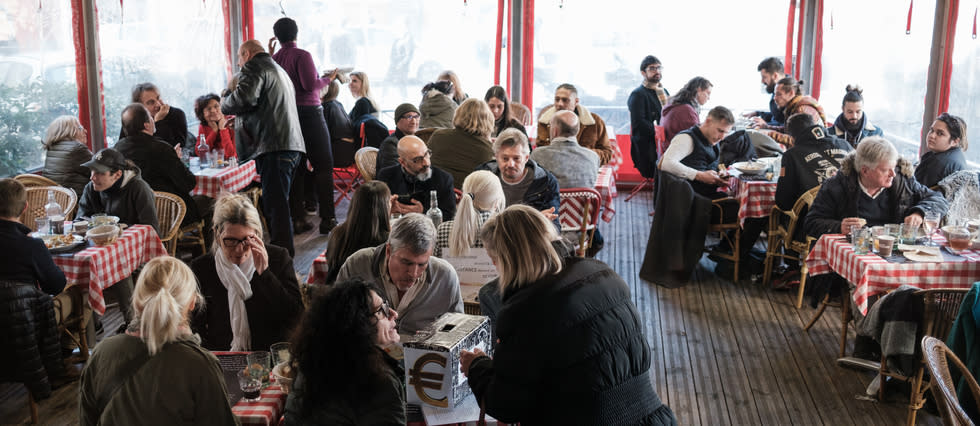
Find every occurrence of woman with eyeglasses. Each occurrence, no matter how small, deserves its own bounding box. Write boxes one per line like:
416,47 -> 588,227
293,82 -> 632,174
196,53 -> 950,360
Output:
189,194 -> 303,351
284,278 -> 404,425
461,205 -> 677,425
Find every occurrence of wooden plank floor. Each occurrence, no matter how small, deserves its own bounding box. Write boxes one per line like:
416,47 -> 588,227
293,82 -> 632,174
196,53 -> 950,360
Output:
0,186 -> 944,425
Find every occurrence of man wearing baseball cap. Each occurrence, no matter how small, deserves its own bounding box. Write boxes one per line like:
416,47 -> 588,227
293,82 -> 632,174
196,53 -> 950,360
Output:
376,103 -> 421,171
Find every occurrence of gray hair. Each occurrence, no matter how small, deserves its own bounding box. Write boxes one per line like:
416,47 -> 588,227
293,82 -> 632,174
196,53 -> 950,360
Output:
493,128 -> 530,155
854,136 -> 899,171
389,213 -> 436,254
43,115 -> 84,149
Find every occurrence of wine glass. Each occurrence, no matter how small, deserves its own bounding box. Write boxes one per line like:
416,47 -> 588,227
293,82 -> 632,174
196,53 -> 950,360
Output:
922,211 -> 940,246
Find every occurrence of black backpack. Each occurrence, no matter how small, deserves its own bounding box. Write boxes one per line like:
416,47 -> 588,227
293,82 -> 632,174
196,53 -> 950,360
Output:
720,130 -> 757,166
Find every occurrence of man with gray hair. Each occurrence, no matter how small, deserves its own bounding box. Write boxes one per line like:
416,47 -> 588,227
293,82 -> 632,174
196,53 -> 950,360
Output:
335,213 -> 462,335
477,128 -> 560,226
530,110 -> 600,188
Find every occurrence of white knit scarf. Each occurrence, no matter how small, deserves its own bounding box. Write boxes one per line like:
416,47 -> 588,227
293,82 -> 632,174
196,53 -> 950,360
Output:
214,247 -> 256,351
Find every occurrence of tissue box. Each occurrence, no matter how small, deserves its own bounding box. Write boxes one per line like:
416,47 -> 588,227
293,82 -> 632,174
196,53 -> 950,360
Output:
403,312 -> 491,408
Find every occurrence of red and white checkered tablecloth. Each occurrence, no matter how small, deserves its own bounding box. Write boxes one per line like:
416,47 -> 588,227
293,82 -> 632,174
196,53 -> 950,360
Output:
732,175 -> 777,226
595,165 -> 616,223
805,234 -> 980,315
233,384 -> 286,426
192,160 -> 258,198
307,252 -> 329,284
53,225 -> 167,315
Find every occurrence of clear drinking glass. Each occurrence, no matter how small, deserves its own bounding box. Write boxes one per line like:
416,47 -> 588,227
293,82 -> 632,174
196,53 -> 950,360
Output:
852,227 -> 871,254
922,211 -> 940,246
35,217 -> 49,235
900,223 -> 920,245
237,370 -> 262,403
246,351 -> 271,383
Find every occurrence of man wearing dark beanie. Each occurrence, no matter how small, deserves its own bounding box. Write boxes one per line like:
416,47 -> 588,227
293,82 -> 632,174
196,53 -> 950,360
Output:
376,103 -> 421,171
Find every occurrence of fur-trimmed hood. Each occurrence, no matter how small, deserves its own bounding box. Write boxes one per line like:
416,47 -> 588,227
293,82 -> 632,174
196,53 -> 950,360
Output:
838,153 -> 914,178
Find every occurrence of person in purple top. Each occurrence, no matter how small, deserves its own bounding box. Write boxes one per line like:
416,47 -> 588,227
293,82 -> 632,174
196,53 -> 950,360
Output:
270,17 -> 339,234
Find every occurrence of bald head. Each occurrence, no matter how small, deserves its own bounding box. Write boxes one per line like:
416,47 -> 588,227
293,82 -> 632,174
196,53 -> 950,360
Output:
550,109 -> 580,139
396,136 -> 432,181
237,40 -> 265,67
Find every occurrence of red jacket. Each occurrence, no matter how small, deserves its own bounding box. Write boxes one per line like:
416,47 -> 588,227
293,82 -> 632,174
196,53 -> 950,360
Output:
197,124 -> 237,159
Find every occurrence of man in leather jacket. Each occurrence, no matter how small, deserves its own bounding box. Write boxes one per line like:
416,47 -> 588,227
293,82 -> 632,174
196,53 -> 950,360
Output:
221,39 -> 306,256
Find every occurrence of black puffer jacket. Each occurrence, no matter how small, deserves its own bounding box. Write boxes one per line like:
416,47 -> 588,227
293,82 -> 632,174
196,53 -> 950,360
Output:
0,280 -> 65,400
805,154 -> 948,237
467,258 -> 676,425
43,140 -> 93,196
221,52 -> 305,161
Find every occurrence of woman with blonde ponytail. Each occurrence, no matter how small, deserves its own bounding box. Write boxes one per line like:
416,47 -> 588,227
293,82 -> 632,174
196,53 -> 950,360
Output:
80,257 -> 236,425
433,170 -> 505,257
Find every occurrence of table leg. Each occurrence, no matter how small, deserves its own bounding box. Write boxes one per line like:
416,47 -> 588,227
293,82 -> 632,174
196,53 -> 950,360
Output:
838,286 -> 851,358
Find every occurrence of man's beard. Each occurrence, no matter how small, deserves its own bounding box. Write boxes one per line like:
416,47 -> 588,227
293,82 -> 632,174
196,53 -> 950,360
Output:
646,75 -> 661,85
765,82 -> 776,94
414,168 -> 432,181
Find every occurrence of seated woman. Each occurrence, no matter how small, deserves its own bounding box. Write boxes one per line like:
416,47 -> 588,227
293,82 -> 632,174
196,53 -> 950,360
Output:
42,115 -> 93,196
461,205 -> 677,425
322,181 -> 391,285
419,80 -> 457,129
348,71 -> 380,122
438,70 -> 468,105
915,113 -> 968,188
285,278 -> 404,424
661,77 -> 712,143
80,257 -> 236,425
429,98 -> 495,189
190,194 -> 303,351
484,85 -> 526,137
434,170 -> 504,257
194,93 -> 237,158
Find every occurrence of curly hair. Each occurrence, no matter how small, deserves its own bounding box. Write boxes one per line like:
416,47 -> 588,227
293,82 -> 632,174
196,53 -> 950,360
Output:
936,112 -> 969,152
668,76 -> 712,109
323,181 -> 391,284
290,278 -> 388,417
193,93 -> 221,124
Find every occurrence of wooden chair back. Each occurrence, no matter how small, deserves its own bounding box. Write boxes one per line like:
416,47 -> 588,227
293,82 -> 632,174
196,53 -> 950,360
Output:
355,147 -> 379,181
14,174 -> 59,188
763,185 -> 820,305
153,191 -> 186,256
20,186 -> 78,229
559,188 -> 601,257
922,336 -> 980,426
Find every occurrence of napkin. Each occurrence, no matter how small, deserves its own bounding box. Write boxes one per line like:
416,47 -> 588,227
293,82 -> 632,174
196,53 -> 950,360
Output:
898,245 -> 943,262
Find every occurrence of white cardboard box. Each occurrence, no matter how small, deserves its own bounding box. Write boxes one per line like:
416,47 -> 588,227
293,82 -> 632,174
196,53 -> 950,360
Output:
403,313 -> 492,408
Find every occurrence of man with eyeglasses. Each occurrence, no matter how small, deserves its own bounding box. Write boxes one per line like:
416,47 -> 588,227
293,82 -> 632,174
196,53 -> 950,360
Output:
336,213 -> 462,335
376,103 -> 421,172
628,55 -> 669,178
376,136 -> 456,221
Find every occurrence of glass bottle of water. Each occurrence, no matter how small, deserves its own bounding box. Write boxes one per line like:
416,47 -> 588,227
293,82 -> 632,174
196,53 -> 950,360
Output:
426,190 -> 442,228
44,190 -> 65,234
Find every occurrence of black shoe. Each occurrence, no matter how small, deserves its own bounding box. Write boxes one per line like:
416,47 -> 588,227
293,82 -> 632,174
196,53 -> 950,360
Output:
293,220 -> 314,234
320,217 -> 338,235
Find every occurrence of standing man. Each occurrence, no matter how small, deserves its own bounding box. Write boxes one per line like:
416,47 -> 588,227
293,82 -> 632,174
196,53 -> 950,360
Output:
270,18 -> 339,235
627,55 -> 668,178
828,85 -> 883,148
222,39 -> 306,256
122,82 -> 189,149
376,103 -> 421,172
376,136 -> 456,221
746,57 -> 787,127
536,84 -> 613,165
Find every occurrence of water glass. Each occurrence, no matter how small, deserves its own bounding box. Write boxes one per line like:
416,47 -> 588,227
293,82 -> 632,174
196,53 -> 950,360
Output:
885,223 -> 901,239
900,223 -> 919,245
246,351 -> 271,383
209,151 -> 220,168
270,342 -> 290,367
870,226 -> 887,253
34,217 -> 49,235
851,227 -> 871,254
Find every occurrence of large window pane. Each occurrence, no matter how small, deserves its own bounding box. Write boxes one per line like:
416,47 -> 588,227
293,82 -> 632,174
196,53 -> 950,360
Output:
819,0 -> 935,160
0,1 -> 78,177
253,0 -> 497,128
97,0 -> 228,145
949,2 -> 980,166
533,1 -> 787,135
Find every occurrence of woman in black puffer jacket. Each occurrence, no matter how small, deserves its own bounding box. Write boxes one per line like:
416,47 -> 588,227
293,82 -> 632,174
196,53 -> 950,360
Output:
42,116 -> 93,196
461,205 -> 676,426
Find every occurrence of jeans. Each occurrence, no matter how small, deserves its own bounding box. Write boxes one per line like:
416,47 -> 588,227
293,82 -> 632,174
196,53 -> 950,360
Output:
256,151 -> 301,256
291,105 -> 336,221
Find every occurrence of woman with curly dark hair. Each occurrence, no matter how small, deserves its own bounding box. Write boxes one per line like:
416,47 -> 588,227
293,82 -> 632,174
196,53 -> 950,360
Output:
322,181 -> 391,285
284,278 -> 403,425
915,112 -> 968,187
194,93 -> 237,158
661,76 -> 712,142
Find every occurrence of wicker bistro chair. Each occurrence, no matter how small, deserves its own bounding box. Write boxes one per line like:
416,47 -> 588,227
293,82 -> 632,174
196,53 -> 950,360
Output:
176,220 -> 207,258
14,174 -> 59,188
20,186 -> 78,230
53,285 -> 91,364
354,147 -> 379,182
704,197 -> 742,281
877,289 -> 970,426
153,191 -> 187,256
922,336 -> 980,426
559,188 -> 601,257
763,185 -> 821,308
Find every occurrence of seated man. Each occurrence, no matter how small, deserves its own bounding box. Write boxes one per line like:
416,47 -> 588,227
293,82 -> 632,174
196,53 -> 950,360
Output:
376,103 -> 420,172
335,213 -> 463,335
536,83 -> 613,165
745,57 -> 787,127
777,113 -> 854,212
120,82 -> 189,148
477,128 -> 560,228
530,110 -> 600,189
659,106 -> 736,199
827,85 -> 883,148
757,78 -> 828,147
114,103 -> 200,227
0,179 -> 66,295
376,136 -> 455,221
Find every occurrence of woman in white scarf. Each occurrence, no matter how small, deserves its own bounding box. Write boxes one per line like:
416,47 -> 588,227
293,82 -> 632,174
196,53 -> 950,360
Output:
190,194 -> 303,351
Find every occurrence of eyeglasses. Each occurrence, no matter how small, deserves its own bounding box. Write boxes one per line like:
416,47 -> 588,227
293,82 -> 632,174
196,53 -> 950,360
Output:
374,300 -> 394,319
407,150 -> 432,165
221,236 -> 251,249
645,65 -> 663,72
400,114 -> 421,121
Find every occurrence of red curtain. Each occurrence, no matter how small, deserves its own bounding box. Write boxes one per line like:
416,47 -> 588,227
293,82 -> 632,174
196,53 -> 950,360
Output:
785,0 -> 796,75
937,0 -> 959,113
795,0 -> 806,79
242,0 -> 254,42
520,0 -> 534,112
494,0 -> 504,85
71,0 -> 104,149
811,0 -> 824,101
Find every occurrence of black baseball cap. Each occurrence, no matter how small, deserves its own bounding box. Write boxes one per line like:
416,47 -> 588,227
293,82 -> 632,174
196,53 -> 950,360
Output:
82,148 -> 128,173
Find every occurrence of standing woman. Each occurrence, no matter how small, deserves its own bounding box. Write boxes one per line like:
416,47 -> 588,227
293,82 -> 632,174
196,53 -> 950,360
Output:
285,278 -> 405,424
461,205 -> 677,425
484,86 -> 526,137
348,71 -> 380,122
660,77 -> 712,142
915,113 -> 968,188
322,181 -> 391,285
434,170 -> 504,257
41,115 -> 93,196
80,257 -> 237,425
194,93 -> 237,158
438,70 -> 468,104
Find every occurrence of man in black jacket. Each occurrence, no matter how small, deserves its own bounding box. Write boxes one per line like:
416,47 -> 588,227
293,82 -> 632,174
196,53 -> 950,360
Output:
476,128 -> 560,228
222,39 -> 306,256
119,82 -> 189,148
0,179 -> 66,295
376,103 -> 421,172
627,55 -> 668,178
776,113 -> 853,212
114,103 -> 200,226
376,136 -> 455,221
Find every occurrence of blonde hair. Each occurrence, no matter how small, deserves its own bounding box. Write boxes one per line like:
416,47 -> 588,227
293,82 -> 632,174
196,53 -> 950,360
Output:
43,115 -> 84,149
438,70 -> 466,104
132,257 -> 203,355
453,98 -> 495,139
480,205 -> 562,292
211,194 -> 263,252
449,171 -> 504,257
350,71 -> 380,113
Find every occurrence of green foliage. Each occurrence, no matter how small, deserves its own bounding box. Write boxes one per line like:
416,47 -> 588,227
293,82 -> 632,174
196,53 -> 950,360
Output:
0,80 -> 79,177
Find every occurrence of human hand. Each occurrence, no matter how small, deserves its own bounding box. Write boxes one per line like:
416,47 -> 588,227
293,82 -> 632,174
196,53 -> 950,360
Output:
695,170 -> 729,186
904,212 -> 924,228
216,116 -> 229,130
174,145 -> 182,159
323,68 -> 339,81
750,116 -> 766,128
267,37 -> 278,55
460,348 -> 487,376
247,235 -> 268,275
404,199 -> 424,214
154,102 -> 170,122
540,207 -> 557,221
840,217 -> 865,234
